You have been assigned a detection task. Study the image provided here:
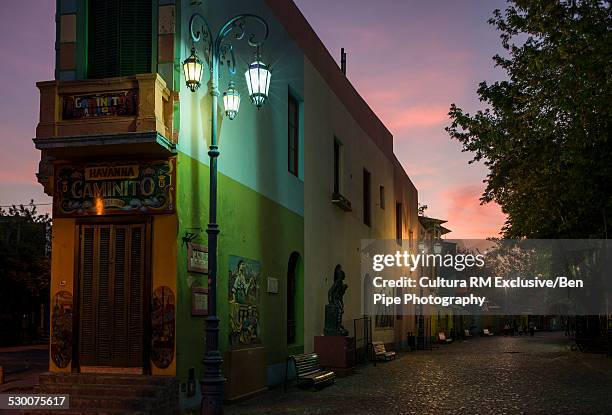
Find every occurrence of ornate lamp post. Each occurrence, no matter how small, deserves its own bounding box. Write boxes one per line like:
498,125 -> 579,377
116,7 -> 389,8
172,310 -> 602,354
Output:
182,11 -> 270,415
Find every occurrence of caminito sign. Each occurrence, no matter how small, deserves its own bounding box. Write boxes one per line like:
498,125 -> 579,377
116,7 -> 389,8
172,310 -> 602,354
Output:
62,90 -> 138,119
54,159 -> 176,217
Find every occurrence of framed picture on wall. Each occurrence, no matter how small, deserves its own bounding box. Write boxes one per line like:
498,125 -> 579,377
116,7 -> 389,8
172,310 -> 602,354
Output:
192,287 -> 209,316
188,243 -> 208,274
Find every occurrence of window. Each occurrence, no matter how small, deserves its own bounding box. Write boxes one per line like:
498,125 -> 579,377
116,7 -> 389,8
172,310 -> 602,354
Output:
287,253 -> 299,344
379,186 -> 385,209
396,203 -> 403,244
333,138 -> 342,194
288,93 -> 299,176
363,169 -> 371,226
88,0 -> 152,79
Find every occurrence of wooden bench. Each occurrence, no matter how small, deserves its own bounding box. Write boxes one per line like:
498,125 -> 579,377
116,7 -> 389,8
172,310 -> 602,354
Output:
483,328 -> 494,336
438,332 -> 453,344
285,353 -> 335,390
370,341 -> 396,362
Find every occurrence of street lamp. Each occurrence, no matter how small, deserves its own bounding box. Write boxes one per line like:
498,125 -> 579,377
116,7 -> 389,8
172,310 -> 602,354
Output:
182,10 -> 270,415
222,81 -> 241,120
183,47 -> 204,92
245,58 -> 271,107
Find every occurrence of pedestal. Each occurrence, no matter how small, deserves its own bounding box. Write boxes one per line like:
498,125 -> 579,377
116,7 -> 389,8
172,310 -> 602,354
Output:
314,336 -> 355,376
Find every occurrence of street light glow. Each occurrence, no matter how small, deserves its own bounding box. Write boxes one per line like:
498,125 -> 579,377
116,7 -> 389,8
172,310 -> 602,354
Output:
245,60 -> 271,108
183,47 -> 204,92
223,81 -> 241,120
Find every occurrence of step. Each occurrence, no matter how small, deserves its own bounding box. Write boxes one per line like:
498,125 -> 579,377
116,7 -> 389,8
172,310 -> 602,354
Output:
39,372 -> 178,387
39,383 -> 172,399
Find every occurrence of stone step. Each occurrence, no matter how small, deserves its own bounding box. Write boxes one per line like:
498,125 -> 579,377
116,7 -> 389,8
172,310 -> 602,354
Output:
38,382 -> 170,399
31,373 -> 179,415
39,372 -> 177,387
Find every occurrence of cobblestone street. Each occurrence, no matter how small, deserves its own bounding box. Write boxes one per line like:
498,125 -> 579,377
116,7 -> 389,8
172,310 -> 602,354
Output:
225,332 -> 612,415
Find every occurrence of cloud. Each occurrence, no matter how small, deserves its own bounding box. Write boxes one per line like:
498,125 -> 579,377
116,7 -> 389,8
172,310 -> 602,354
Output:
387,105 -> 450,130
437,185 -> 506,238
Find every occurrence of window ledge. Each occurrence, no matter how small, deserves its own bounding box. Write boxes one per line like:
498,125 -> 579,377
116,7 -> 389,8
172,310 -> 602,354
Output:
332,192 -> 352,212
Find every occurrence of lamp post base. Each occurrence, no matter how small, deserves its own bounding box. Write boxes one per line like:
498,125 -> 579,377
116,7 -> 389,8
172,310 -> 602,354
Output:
200,376 -> 225,415
200,315 -> 225,415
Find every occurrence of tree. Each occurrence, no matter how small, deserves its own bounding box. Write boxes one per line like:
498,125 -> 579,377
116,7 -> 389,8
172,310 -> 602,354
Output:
0,201 -> 51,345
447,0 -> 611,238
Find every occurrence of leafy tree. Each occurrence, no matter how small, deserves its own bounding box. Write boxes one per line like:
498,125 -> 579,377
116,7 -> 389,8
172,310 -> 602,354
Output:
447,0 -> 611,238
0,201 -> 51,344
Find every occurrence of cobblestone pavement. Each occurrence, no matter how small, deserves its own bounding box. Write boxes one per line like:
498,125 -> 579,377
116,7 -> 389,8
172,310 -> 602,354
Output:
225,332 -> 612,415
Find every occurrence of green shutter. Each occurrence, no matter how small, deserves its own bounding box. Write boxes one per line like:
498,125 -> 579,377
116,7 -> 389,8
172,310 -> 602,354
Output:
88,0 -> 152,79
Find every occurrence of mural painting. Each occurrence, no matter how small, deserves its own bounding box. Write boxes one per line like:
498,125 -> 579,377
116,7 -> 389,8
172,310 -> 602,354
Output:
50,291 -> 72,368
229,256 -> 261,347
151,286 -> 175,369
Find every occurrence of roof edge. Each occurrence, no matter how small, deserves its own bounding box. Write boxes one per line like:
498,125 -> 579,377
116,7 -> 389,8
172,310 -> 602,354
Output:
265,0 -> 394,159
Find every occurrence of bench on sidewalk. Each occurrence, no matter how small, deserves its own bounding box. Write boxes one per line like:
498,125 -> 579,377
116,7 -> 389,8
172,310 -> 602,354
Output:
370,341 -> 396,363
438,332 -> 453,344
483,329 -> 494,336
284,353 -> 335,391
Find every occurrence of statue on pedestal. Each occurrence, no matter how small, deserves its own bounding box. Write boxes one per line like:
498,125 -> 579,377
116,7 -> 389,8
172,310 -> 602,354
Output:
324,264 -> 349,336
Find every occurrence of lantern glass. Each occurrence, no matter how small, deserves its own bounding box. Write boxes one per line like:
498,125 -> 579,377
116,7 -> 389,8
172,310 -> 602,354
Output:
244,60 -> 271,108
183,48 -> 203,92
223,82 -> 241,120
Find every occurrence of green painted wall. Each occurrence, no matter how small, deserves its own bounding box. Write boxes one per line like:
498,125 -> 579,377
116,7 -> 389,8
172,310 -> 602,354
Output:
175,151 -> 304,408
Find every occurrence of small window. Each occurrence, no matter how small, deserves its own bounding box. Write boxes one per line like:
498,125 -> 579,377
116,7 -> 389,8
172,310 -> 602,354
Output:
379,186 -> 385,209
396,203 -> 402,244
363,169 -> 371,226
333,138 -> 342,194
288,93 -> 299,176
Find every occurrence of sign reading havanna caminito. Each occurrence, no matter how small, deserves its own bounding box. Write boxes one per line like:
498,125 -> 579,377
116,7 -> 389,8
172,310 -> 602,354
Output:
54,159 -> 176,217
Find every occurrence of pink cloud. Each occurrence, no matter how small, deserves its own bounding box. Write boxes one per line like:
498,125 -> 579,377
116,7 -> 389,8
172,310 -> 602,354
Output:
387,105 -> 450,130
438,185 -> 506,238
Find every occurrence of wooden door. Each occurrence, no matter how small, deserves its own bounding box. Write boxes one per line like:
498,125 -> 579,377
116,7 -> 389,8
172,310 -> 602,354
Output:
78,223 -> 147,371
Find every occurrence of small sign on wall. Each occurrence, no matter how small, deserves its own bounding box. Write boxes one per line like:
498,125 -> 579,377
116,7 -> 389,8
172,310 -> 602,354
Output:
188,243 -> 208,274
267,277 -> 279,294
192,287 -> 209,316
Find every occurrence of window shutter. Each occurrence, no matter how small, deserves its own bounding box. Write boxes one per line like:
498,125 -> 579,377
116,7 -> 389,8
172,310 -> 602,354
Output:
119,0 -> 152,77
96,226 -> 112,365
88,0 -> 120,79
113,226 -> 128,367
78,224 -> 145,368
79,226 -> 96,366
88,0 -> 152,79
127,224 -> 144,367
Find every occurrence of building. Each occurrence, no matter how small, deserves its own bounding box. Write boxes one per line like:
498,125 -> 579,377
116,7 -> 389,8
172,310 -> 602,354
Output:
34,0 -> 419,411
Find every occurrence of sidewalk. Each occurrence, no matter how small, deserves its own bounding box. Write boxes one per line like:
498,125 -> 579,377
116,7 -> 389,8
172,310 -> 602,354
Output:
0,343 -> 48,392
225,332 -> 612,415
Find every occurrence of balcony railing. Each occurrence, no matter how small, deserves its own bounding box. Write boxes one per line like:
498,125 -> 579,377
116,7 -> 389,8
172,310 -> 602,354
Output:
36,73 -> 177,144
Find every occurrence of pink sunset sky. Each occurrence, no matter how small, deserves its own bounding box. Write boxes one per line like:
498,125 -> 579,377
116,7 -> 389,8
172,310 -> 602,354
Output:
0,0 -> 507,238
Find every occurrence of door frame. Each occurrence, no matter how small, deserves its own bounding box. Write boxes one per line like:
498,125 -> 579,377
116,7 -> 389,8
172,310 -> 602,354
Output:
72,216 -> 153,374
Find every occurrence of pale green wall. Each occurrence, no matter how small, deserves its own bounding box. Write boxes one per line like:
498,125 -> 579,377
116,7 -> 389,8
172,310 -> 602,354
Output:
175,151 -> 304,409
177,0 -> 305,217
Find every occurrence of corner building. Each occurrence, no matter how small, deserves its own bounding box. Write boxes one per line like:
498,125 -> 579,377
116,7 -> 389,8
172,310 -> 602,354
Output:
34,0 -> 420,411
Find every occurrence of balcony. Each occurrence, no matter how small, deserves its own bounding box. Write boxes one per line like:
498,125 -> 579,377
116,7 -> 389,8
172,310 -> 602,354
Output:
34,73 -> 177,159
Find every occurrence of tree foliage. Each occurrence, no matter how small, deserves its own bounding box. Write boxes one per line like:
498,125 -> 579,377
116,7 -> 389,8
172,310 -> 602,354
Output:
0,201 -> 51,344
447,0 -> 611,238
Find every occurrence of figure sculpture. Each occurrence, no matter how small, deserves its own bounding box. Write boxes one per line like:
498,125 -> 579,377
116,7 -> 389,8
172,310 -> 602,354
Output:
324,264 -> 349,336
